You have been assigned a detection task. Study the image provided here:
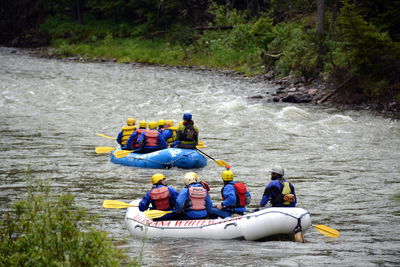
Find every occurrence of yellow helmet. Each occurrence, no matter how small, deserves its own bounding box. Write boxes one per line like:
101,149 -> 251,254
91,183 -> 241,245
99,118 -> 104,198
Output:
126,118 -> 136,126
148,121 -> 158,129
158,119 -> 165,127
151,173 -> 165,184
165,120 -> 174,126
138,120 -> 147,128
221,170 -> 234,181
184,172 -> 198,185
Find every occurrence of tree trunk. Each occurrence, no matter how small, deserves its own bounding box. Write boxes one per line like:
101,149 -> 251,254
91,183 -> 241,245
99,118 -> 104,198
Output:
316,0 -> 325,34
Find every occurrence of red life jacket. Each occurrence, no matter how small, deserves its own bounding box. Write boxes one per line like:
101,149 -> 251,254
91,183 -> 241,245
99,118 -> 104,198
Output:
234,182 -> 247,207
149,186 -> 170,210
133,128 -> 146,148
221,182 -> 247,207
145,130 -> 159,146
188,187 -> 206,210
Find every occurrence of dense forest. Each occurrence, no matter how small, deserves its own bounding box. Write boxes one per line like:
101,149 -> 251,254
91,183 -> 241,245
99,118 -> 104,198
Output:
1,0 -> 400,109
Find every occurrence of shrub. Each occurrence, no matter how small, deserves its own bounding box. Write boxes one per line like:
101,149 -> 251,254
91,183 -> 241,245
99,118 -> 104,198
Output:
0,181 -> 137,266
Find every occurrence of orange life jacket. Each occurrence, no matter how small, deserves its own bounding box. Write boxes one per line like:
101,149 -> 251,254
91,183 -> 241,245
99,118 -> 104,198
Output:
188,186 -> 206,210
149,186 -> 170,210
144,130 -> 159,147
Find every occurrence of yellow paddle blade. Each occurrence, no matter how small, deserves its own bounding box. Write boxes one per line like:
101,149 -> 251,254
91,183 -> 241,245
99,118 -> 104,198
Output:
95,147 -> 117,154
313,224 -> 340,238
196,144 -> 207,148
215,159 -> 229,167
144,210 -> 173,219
113,150 -> 134,158
103,200 -> 137,209
96,133 -> 116,140
169,126 -> 178,131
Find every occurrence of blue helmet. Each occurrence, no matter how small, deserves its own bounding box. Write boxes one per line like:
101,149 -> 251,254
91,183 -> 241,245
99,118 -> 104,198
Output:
183,113 -> 192,121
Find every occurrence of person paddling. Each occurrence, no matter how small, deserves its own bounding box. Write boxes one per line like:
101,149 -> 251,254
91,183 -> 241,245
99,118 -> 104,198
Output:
117,118 -> 136,148
211,168 -> 251,218
124,120 -> 147,150
175,172 -> 213,219
171,113 -> 199,149
139,173 -> 179,221
137,121 -> 168,153
259,166 -> 297,208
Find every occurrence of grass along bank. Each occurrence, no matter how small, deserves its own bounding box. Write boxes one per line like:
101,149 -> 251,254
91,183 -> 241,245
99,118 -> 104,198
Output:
53,36 -> 264,76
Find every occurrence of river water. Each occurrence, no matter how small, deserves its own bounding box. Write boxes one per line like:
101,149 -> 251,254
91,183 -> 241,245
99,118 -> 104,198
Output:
1,47 -> 399,266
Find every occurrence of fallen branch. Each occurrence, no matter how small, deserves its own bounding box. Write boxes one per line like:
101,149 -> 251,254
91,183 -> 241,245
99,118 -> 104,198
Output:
318,78 -> 352,104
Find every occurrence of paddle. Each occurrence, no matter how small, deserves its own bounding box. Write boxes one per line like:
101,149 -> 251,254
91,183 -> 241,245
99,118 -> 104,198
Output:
113,149 -> 135,158
144,209 -> 173,219
103,200 -> 138,209
96,133 -> 116,140
196,148 -> 229,167
313,224 -> 340,238
95,146 -> 118,153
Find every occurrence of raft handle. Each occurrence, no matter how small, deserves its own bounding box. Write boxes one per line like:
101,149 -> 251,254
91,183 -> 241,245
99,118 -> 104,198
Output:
224,222 -> 238,229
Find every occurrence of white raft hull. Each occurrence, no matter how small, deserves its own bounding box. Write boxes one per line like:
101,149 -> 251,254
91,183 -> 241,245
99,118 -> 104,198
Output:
125,200 -> 311,241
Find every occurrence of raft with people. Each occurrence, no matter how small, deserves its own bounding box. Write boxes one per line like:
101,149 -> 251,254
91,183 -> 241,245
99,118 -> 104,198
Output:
110,148 -> 207,169
123,199 -> 311,241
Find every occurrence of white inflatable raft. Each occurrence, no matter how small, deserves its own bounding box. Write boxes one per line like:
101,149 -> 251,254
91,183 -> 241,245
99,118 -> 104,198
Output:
124,200 -> 312,241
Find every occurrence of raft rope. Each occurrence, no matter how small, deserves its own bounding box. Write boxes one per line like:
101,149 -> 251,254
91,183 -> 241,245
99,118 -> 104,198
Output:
124,150 -> 199,169
127,209 -> 310,230
164,150 -> 199,169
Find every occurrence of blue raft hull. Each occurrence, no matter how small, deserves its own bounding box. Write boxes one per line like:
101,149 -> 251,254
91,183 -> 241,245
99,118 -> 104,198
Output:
110,148 -> 207,169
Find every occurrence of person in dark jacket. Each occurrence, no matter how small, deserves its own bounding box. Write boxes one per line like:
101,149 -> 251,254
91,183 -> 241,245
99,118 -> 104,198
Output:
259,166 -> 297,208
171,113 -> 199,149
176,172 -> 213,219
211,169 -> 251,218
139,173 -> 179,220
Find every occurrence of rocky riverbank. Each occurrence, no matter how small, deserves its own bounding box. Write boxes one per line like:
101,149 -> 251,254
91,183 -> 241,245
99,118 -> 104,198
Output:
20,47 -> 400,117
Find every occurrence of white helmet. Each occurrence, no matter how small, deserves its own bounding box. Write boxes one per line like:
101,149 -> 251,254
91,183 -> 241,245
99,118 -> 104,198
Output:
184,172 -> 198,185
270,166 -> 284,176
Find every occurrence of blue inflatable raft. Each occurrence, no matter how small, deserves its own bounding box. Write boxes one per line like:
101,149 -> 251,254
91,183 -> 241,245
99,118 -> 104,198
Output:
110,148 -> 207,169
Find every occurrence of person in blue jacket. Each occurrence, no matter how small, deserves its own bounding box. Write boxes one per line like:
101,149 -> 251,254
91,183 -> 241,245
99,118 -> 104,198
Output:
137,121 -> 168,153
139,173 -> 179,221
260,166 -> 297,208
211,169 -> 251,218
176,172 -> 213,219
125,120 -> 147,150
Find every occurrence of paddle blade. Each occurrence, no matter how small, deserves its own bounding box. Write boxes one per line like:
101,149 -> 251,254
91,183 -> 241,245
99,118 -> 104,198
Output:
215,159 -> 229,167
196,144 -> 207,148
113,150 -> 133,158
313,224 -> 340,238
95,147 -> 117,154
103,200 -> 137,209
96,133 -> 116,140
144,210 -> 173,219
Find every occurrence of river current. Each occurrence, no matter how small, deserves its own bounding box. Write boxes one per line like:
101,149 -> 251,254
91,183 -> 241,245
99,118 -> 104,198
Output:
1,47 -> 399,266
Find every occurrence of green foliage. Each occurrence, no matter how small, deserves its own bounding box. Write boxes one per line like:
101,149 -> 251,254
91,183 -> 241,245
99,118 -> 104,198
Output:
330,0 -> 400,96
208,1 -> 248,26
249,17 -> 275,49
0,181 -> 137,266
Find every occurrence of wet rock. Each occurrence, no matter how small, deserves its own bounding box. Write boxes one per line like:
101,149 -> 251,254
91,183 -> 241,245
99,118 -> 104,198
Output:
249,95 -> 263,99
282,93 -> 313,103
307,89 -> 319,95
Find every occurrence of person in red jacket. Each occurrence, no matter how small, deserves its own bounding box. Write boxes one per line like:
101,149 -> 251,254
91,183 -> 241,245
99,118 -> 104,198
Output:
139,173 -> 179,221
137,121 -> 168,153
